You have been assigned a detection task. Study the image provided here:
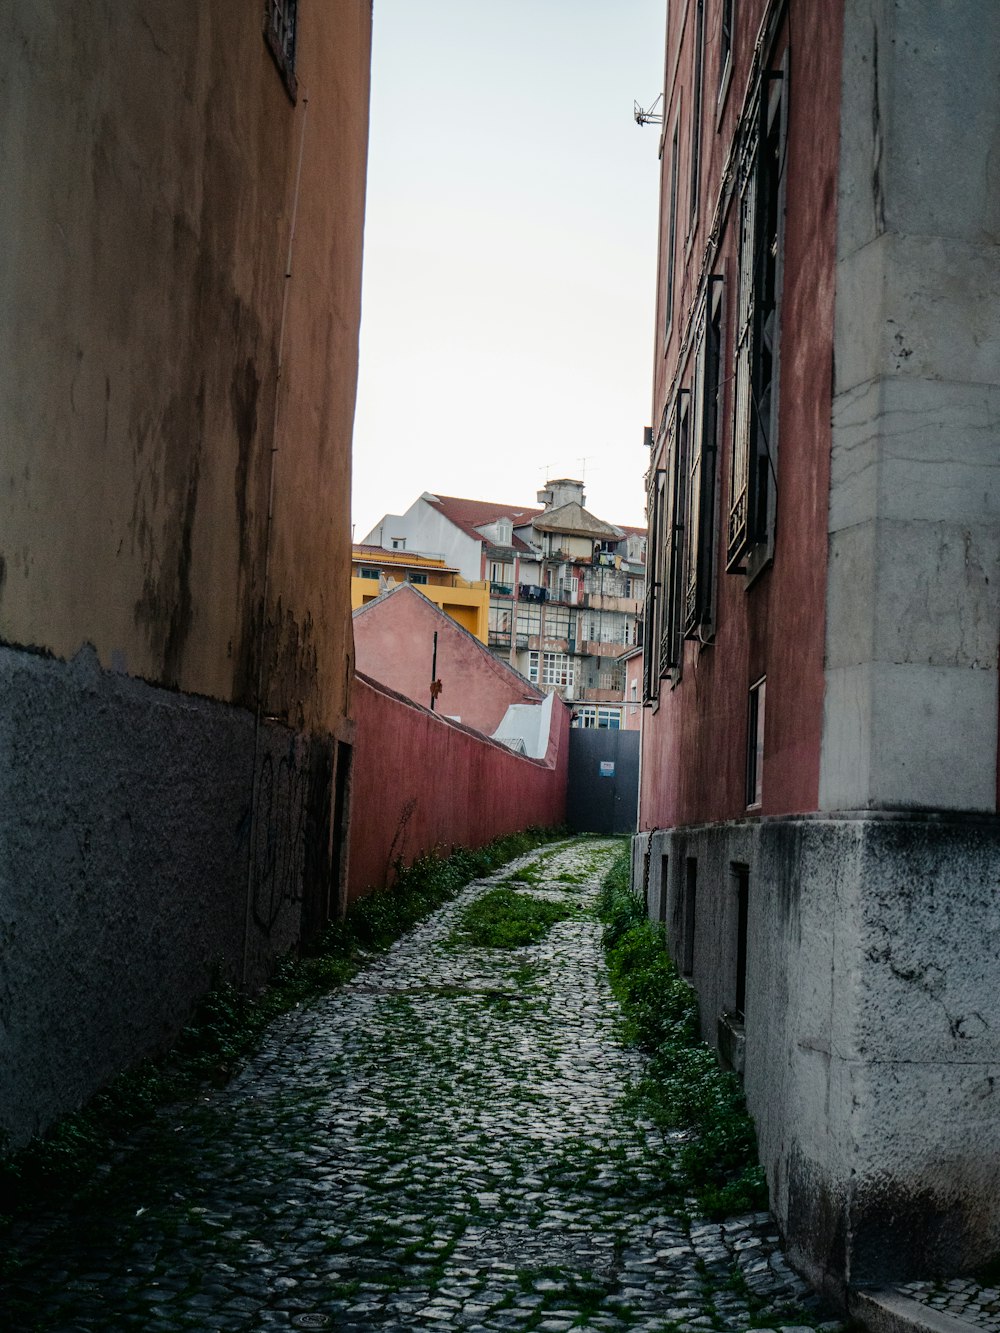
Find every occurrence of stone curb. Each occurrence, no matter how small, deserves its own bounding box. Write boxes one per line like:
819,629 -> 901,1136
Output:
850,1287 -> 984,1333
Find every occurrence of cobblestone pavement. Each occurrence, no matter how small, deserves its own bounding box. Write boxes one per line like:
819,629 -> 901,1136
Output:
4,838 -> 842,1332
893,1279 -> 1000,1331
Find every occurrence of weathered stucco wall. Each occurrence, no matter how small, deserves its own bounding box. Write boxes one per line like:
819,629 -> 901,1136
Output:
354,584 -> 542,737
348,674 -> 568,902
0,5 -> 370,1146
0,0 -> 370,733
639,814 -> 1000,1294
0,644 -> 340,1148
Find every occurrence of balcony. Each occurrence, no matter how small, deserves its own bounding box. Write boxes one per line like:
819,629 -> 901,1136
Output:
490,582 -> 514,597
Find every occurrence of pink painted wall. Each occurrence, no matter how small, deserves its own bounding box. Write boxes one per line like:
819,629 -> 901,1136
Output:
348,671 -> 569,902
353,583 -> 542,736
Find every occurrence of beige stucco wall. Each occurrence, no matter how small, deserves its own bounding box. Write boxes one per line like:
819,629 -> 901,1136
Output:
0,0 -> 371,735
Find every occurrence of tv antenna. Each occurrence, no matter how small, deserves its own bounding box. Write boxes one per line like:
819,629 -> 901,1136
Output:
633,92 -> 663,127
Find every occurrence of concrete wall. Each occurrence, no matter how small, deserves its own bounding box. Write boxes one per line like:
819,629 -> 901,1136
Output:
353,584 -> 543,736
821,0 -> 1000,812
348,673 -> 568,902
638,814 -> 1000,1295
0,644 -> 342,1147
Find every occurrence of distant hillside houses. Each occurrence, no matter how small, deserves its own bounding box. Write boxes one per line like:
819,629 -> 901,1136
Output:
361,480 -> 646,728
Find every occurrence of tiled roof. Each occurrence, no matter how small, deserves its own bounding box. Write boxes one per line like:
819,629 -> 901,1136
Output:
423,493 -> 541,552
422,491 -> 642,551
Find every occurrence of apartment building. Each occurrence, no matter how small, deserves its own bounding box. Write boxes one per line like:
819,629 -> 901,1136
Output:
362,481 -> 646,727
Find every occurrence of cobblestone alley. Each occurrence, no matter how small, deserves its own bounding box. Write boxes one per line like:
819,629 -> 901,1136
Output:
3,839 -> 837,1333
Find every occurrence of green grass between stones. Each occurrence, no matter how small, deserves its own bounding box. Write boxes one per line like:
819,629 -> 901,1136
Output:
597,843 -> 768,1218
450,886 -> 577,948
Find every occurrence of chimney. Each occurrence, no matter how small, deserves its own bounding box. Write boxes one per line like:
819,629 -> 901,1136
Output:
536,478 -> 585,511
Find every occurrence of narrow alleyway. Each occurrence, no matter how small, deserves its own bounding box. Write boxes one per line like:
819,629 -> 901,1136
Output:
4,840 -> 832,1332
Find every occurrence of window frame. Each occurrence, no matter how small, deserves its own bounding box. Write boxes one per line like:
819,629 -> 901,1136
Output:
263,0 -> 298,101
726,64 -> 787,581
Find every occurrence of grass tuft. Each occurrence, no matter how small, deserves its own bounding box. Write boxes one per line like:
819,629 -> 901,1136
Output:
597,845 -> 767,1218
451,887 -> 576,949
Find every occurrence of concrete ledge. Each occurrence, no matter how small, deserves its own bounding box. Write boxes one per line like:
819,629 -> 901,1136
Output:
849,1287 -> 981,1333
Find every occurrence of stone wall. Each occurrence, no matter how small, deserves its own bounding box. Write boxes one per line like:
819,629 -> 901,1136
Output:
636,814 -> 1000,1295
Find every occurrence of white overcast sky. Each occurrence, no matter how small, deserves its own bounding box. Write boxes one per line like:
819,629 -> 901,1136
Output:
351,0 -> 666,539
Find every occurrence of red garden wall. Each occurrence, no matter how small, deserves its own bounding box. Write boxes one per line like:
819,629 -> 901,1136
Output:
347,671 -> 569,902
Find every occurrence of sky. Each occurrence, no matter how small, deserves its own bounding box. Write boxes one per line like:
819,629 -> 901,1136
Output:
351,0 -> 666,541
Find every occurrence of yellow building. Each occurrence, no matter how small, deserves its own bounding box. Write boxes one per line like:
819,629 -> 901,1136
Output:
351,545 -> 489,642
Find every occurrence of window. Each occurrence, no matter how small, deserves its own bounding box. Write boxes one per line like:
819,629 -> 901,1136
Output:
489,605 -> 511,647
516,604 -> 541,638
658,390 -> 690,680
528,652 -> 575,689
358,567 -> 379,580
746,676 -> 766,808
658,855 -> 669,925
543,605 -> 571,641
575,705 -> 622,729
689,0 -> 705,226
664,118 -> 680,338
727,71 -> 785,575
391,537 -> 406,551
407,572 -> 428,586
733,863 -> 750,1021
719,0 -> 734,97
683,858 -> 697,976
490,560 -> 513,586
263,0 -> 298,99
643,445 -> 667,703
495,518 -> 513,545
683,279 -> 723,637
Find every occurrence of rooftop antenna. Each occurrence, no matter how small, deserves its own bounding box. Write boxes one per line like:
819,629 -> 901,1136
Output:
579,455 -> 596,486
633,91 -> 663,127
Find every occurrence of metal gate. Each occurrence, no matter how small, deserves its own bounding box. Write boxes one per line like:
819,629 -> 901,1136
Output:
566,728 -> 639,834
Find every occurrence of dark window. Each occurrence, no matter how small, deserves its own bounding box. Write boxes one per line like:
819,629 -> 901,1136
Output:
733,863 -> 750,1021
359,567 -> 379,580
719,0 -> 734,92
407,572 -> 428,586
746,675 -> 766,808
683,279 -> 723,637
642,453 -> 666,703
264,0 -> 298,99
727,74 -> 785,575
683,857 -> 697,975
664,120 -> 680,338
658,390 -> 690,680
689,0 -> 705,225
